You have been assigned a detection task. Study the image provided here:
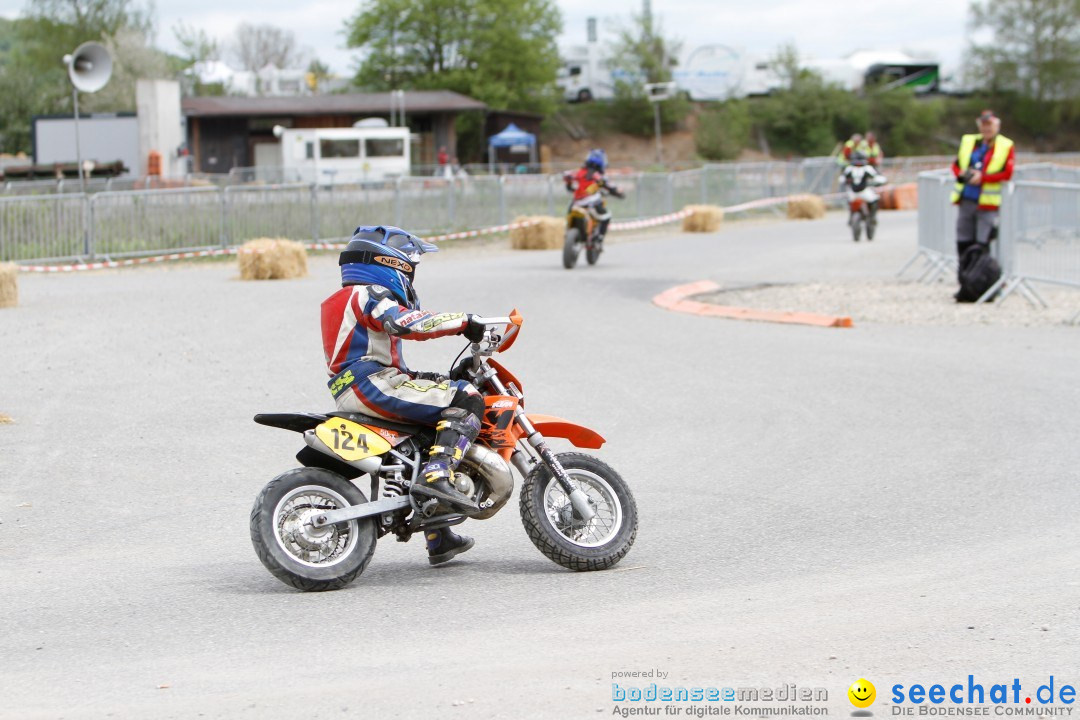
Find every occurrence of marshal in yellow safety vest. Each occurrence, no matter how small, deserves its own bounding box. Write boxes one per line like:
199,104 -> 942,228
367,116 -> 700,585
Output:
951,134 -> 1015,209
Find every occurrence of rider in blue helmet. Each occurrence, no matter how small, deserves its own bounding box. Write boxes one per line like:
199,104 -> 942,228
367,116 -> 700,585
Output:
564,148 -> 623,243
321,225 -> 487,565
585,148 -> 607,172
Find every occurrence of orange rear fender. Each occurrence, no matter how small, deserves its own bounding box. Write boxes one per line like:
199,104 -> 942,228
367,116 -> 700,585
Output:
526,414 -> 605,449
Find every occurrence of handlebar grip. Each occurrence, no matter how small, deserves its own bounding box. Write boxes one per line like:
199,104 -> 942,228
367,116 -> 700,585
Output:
469,316 -> 512,326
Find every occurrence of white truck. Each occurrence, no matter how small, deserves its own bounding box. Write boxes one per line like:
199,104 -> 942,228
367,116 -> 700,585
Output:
558,44 -> 939,103
269,123 -> 411,184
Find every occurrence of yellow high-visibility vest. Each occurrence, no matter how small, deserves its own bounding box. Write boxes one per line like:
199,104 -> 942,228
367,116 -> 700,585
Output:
951,134 -> 1014,207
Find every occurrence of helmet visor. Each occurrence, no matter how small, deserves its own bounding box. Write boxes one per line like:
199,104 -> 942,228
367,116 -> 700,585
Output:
386,233 -> 439,261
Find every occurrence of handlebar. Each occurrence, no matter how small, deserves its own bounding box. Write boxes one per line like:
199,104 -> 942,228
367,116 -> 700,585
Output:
470,316 -> 512,326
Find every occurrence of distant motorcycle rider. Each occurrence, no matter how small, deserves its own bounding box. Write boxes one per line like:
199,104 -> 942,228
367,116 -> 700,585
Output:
320,225 -> 485,565
563,149 -> 624,243
841,151 -> 886,215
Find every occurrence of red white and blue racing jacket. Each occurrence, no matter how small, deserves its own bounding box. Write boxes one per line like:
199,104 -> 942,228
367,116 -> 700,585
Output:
321,284 -> 469,404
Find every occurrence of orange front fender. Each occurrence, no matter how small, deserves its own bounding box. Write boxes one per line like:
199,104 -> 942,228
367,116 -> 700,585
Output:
526,414 -> 605,449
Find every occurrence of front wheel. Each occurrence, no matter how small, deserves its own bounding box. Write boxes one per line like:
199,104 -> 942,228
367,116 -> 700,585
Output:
250,467 -> 377,591
520,452 -> 637,571
850,211 -> 862,242
563,227 -> 582,269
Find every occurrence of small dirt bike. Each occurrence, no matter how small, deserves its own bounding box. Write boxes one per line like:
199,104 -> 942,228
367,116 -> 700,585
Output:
843,168 -> 887,242
562,188 -> 622,269
249,312 -> 638,591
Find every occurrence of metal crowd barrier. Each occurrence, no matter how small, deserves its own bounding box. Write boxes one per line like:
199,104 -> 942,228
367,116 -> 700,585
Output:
898,171 -> 958,282
904,164 -> 1080,316
991,180 -> 1080,310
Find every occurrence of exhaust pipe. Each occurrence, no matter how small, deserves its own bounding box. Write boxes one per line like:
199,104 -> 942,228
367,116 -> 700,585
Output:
463,445 -> 514,520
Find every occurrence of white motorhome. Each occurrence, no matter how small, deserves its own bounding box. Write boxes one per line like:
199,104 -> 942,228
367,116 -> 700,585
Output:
272,123 -> 411,184
558,43 -> 618,102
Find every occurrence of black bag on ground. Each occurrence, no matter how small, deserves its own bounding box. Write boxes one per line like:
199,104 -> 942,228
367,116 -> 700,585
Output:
956,244 -> 1002,303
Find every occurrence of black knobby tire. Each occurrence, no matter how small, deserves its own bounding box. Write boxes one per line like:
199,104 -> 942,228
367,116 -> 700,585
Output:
520,452 -> 637,571
586,238 -> 602,265
250,467 -> 377,592
850,212 -> 862,242
563,227 -> 581,269
866,212 -> 877,241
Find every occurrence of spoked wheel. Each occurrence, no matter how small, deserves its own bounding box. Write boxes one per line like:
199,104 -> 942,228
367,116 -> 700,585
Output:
520,452 -> 637,571
250,467 -> 376,591
563,227 -> 582,269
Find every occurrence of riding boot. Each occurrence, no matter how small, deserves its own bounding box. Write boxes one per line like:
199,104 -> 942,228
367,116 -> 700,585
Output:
426,527 -> 475,566
597,217 -> 610,243
410,408 -> 481,511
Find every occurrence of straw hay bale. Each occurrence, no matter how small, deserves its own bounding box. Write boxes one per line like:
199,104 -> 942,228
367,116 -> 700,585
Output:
0,263 -> 18,308
681,205 -> 724,233
0,413 -> 13,424
237,238 -> 308,280
787,194 -> 827,220
509,216 -> 564,250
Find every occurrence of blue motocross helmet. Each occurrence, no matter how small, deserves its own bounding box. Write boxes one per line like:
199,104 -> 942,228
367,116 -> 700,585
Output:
585,148 -> 607,172
339,225 -> 439,309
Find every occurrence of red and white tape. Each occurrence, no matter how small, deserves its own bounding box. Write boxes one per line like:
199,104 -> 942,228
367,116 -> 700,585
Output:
305,218 -> 545,253
17,248 -> 237,273
610,209 -> 692,232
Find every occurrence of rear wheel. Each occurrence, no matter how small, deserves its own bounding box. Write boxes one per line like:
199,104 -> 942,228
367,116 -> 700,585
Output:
586,237 -> 602,265
563,226 -> 581,269
866,209 -> 877,240
250,467 -> 377,591
520,452 -> 637,571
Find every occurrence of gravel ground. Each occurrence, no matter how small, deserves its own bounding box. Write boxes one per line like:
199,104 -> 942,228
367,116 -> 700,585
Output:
697,280 -> 1080,327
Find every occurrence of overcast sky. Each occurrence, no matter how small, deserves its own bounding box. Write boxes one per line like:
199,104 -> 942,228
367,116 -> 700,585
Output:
0,0 -> 974,76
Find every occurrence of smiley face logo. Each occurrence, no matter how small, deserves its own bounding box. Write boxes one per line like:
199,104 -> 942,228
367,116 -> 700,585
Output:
848,679 -> 876,708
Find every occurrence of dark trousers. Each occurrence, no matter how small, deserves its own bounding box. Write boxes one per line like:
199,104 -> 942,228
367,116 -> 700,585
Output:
955,199 -> 998,282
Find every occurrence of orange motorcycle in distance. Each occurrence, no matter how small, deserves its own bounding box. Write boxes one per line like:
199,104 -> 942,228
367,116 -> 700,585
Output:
249,312 -> 638,591
563,185 -> 623,269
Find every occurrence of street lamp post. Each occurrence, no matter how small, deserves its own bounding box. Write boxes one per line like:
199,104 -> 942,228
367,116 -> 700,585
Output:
644,81 -> 677,167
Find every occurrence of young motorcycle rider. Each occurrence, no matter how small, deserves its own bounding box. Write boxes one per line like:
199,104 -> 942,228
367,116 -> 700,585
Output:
320,225 -> 486,565
840,151 -> 887,219
563,149 -> 624,244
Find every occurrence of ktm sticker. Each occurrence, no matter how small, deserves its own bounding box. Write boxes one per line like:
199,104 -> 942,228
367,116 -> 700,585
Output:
315,418 -> 392,462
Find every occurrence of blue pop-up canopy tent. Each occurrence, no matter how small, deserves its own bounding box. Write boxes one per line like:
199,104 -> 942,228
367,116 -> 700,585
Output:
487,123 -> 537,169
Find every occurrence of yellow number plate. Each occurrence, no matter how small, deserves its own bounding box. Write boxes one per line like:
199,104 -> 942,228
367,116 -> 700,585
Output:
315,418 -> 392,462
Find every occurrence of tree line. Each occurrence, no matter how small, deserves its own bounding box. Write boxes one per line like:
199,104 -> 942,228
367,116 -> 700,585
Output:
0,0 -> 1076,158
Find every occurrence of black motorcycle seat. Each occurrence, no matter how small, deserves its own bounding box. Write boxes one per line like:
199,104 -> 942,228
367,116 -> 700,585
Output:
254,411 -> 429,438
327,411 -> 427,437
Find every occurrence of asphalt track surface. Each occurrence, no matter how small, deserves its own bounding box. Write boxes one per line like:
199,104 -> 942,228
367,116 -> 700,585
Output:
2,211 -> 1079,719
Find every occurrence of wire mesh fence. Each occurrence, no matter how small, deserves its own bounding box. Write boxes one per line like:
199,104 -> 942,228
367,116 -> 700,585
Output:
0,193 -> 87,262
7,154 -> 1078,265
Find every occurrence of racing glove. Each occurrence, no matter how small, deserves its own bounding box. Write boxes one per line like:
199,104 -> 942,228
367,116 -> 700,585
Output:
463,315 -> 487,343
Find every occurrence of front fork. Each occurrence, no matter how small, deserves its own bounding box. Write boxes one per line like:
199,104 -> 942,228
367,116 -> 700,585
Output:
513,435 -> 597,523
483,372 -> 597,523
